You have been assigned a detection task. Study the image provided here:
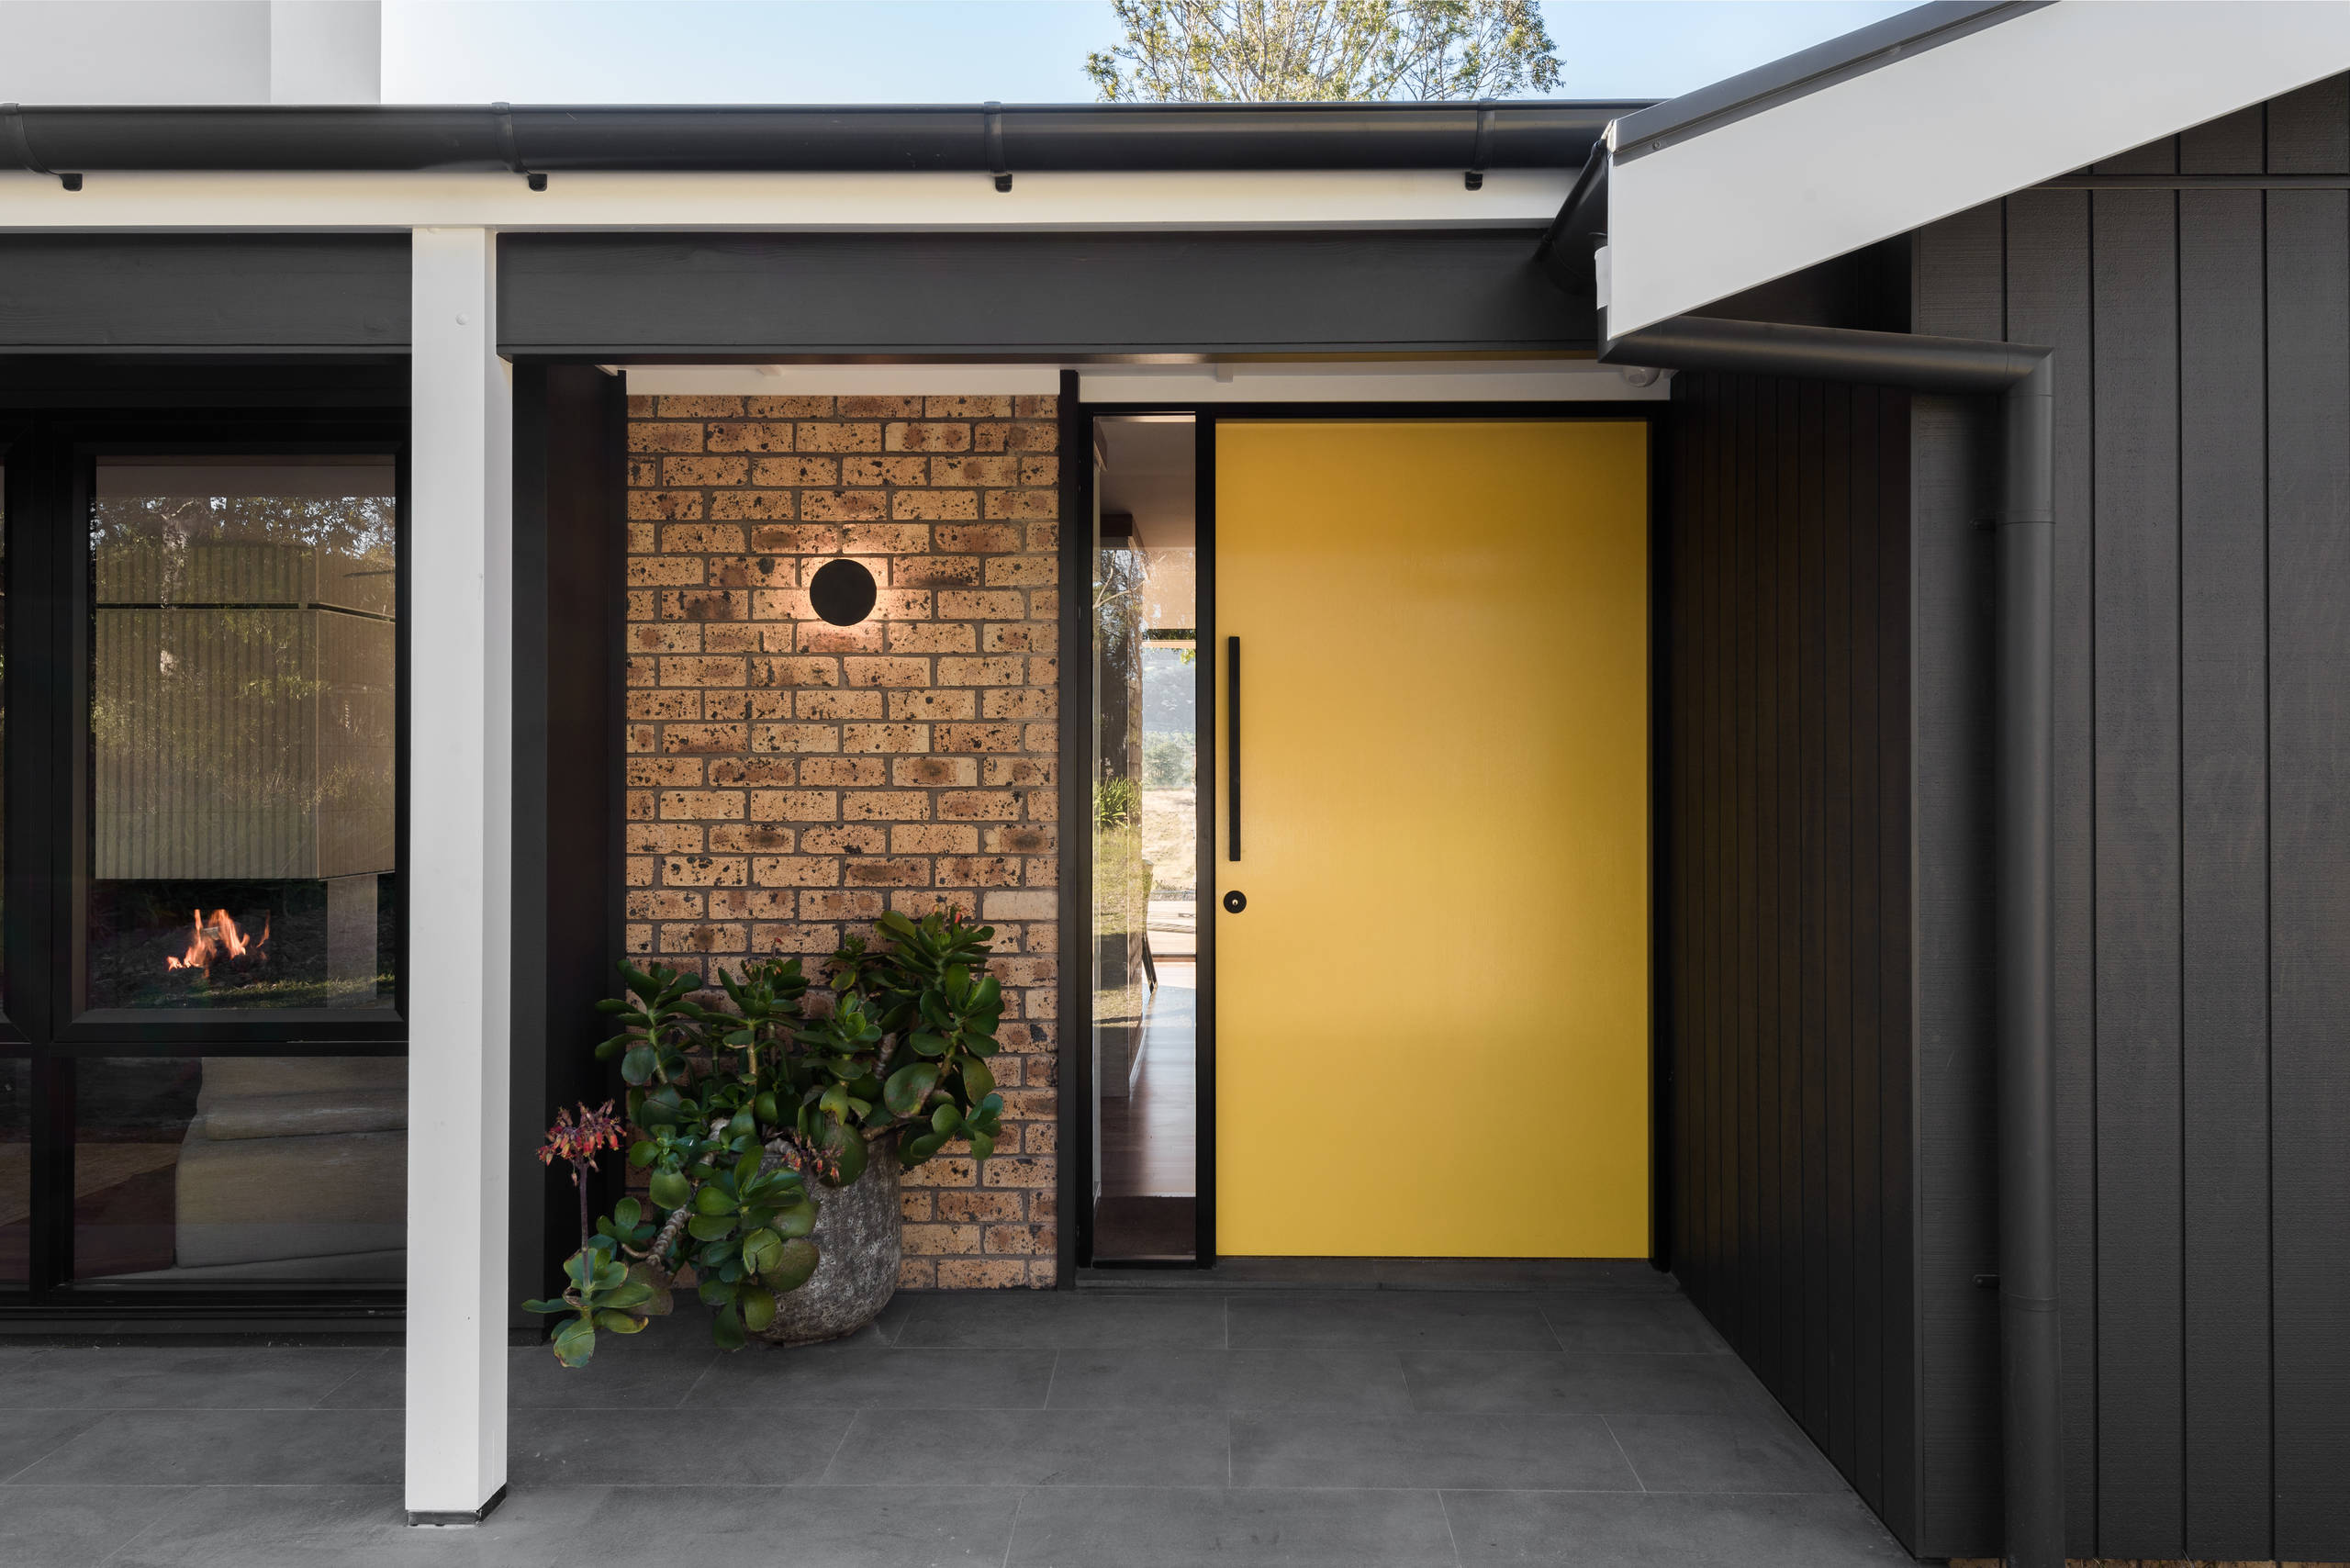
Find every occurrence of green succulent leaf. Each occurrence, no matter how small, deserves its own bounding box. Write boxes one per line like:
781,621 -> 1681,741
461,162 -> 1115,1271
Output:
648,1170 -> 691,1211
740,1286 -> 778,1334
551,1316 -> 598,1368
883,1062 -> 940,1117
593,1309 -> 647,1334
712,1302 -> 747,1351
769,1237 -> 820,1293
687,1213 -> 738,1241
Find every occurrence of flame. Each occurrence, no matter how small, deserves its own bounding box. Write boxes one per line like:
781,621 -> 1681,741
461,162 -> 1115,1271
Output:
163,909 -> 270,977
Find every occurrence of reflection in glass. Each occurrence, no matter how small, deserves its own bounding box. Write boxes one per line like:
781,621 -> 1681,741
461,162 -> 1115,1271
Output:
0,1058 -> 26,1287
1091,417 -> 1199,1261
87,458 -> 397,1010
73,1055 -> 406,1283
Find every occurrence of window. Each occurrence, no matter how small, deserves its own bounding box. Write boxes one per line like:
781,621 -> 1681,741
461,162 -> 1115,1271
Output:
0,421 -> 407,1306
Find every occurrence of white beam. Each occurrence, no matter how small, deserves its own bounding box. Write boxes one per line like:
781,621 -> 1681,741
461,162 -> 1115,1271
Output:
405,224 -> 512,1524
1606,0 -> 2350,335
0,166 -> 1570,233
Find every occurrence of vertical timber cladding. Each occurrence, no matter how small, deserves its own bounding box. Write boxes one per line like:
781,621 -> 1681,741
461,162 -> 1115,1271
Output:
1909,75 -> 2350,1565
622,392 -> 1062,1289
1661,371 -> 1916,1547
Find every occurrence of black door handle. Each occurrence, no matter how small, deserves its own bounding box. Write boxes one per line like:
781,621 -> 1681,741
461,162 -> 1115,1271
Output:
1226,634 -> 1241,861
1223,890 -> 1247,914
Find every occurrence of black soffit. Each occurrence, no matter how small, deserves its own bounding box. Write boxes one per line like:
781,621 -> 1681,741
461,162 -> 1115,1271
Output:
0,100 -> 1649,176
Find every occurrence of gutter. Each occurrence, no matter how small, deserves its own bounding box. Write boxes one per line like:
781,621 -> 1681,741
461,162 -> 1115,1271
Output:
0,99 -> 1647,186
1604,316 -> 2061,1568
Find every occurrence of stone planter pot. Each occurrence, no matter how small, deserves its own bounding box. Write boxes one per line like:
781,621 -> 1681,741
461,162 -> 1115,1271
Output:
752,1133 -> 900,1346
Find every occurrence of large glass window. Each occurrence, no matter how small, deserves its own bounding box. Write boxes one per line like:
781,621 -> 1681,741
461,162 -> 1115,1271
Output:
86,457 -> 397,1012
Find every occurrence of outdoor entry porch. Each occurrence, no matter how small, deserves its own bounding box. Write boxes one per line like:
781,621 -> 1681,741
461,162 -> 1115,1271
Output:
0,1271 -> 1904,1567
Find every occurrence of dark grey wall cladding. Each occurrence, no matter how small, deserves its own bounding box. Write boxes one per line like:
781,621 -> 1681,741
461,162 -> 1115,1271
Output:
495,229 -> 1595,355
1911,73 -> 2350,1564
1662,370 -> 1918,1551
0,234 -> 409,349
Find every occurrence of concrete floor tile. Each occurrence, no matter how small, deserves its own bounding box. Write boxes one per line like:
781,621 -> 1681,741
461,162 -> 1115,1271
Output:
1044,1348 -> 1415,1414
1531,1293 -> 1729,1354
828,1406 -> 1231,1486
1400,1350 -> 1762,1415
1606,1411 -> 1847,1494
1443,1488 -> 1909,1566
689,1343 -> 1057,1407
1229,1411 -> 1637,1492
1227,1292 -> 1559,1352
1008,1484 -> 1457,1566
11,1408 -> 401,1486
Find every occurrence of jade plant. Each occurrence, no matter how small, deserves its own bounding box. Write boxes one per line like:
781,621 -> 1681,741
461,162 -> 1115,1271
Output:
523,906 -> 1010,1365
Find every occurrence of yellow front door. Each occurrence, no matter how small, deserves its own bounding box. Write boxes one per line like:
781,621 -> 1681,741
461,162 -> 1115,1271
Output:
1213,420 -> 1651,1258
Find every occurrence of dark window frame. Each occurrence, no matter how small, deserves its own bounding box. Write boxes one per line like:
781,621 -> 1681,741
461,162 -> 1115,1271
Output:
0,407 -> 409,1315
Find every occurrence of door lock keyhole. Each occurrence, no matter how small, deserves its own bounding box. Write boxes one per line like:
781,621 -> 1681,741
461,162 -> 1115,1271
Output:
1223,890 -> 1247,913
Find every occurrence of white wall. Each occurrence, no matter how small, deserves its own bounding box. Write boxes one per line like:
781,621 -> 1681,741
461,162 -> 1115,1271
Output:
0,0 -> 377,103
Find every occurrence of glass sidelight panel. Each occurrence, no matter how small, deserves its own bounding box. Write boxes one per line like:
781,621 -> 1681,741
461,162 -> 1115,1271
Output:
85,457 -> 397,1011
73,1054 -> 407,1284
1091,416 -> 1200,1262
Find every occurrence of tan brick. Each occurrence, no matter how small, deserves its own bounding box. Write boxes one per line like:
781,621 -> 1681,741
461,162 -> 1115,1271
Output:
890,689 -> 975,722
843,722 -> 930,753
708,758 -> 797,788
925,395 -> 1011,419
656,395 -> 741,418
711,823 -> 793,853
800,890 -> 884,921
937,724 -> 1025,754
984,488 -> 1058,521
627,889 -> 705,920
1024,724 -> 1058,754
1013,394 -> 1058,419
662,589 -> 746,622
871,589 -> 933,621
750,790 -> 837,822
984,554 -> 1057,586
934,525 -> 1022,554
799,689 -> 885,721
802,824 -> 888,855
626,395 -> 657,417
659,790 -> 744,821
661,723 -> 747,755
900,1189 -> 935,1223
985,823 -> 1055,855
749,656 -> 840,689
833,523 -> 929,554
628,690 -> 700,722
892,489 -> 979,521
1028,589 -> 1058,620
752,856 -> 840,887
1026,521 -> 1059,551
838,395 -> 924,418
938,656 -> 1025,687
627,756 -> 701,786
840,454 -> 930,487
844,656 -> 931,689
981,689 -> 1054,720
661,454 -> 748,487
629,421 -> 702,453
627,823 -> 704,854
744,455 -> 837,487
935,1258 -> 1029,1288
890,556 -> 981,589
845,857 -> 930,887
982,622 -> 1052,654
891,823 -> 979,855
938,856 -> 1022,888
936,589 -> 1025,621
798,757 -> 888,787
796,421 -> 882,453
888,621 -> 977,654
983,890 -> 1057,922
982,1223 -> 1054,1256
705,422 -> 795,453
751,722 -> 839,754
897,1257 -> 937,1289
660,922 -> 747,955
897,756 -> 979,788
1018,454 -> 1060,487
901,1223 -> 983,1257
755,923 -> 839,954
843,790 -> 931,823
663,855 -> 747,887
799,622 -> 885,655
708,490 -> 798,521
703,624 -> 761,653
885,421 -> 972,453
746,522 -> 838,553
658,655 -> 744,687
940,790 -> 1021,821
988,421 -> 1058,452
800,487 -> 887,522
929,454 -> 1019,487
628,490 -> 704,521
935,1190 -> 1024,1223
739,395 -> 830,418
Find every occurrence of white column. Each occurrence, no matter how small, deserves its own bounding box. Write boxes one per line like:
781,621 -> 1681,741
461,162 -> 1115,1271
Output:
405,225 -> 512,1522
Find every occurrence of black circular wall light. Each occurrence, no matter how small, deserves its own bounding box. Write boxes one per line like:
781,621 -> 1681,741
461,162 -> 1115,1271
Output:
809,558 -> 878,626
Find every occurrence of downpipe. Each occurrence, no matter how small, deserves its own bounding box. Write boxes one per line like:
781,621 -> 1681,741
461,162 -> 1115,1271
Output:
1603,317 -> 2062,1568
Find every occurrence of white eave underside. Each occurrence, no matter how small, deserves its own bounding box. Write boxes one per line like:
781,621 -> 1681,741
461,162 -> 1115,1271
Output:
1605,0 -> 2350,337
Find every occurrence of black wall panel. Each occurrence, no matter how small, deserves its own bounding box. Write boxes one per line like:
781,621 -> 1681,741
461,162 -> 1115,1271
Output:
1662,369 -> 1917,1549
496,229 -> 1594,356
1909,75 -> 2350,1562
0,235 -> 409,350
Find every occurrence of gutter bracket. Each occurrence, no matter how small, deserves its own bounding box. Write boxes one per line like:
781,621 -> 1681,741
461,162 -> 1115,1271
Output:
985,103 -> 1011,192
4,104 -> 80,191
494,103 -> 546,191
1464,102 -> 1494,190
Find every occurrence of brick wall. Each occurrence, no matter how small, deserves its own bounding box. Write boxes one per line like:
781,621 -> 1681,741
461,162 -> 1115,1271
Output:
623,391 -> 1060,1288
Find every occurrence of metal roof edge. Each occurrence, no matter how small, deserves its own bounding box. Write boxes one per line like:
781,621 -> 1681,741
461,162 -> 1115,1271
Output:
1608,0 -> 2047,162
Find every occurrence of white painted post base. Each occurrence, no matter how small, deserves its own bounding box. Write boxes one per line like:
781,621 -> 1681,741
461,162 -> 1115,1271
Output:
404,224 -> 514,1523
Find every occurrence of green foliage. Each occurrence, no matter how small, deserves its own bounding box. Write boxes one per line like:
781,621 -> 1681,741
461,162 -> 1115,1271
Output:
1142,732 -> 1196,788
1086,0 -> 1561,104
1095,776 -> 1142,830
530,909 -> 1008,1365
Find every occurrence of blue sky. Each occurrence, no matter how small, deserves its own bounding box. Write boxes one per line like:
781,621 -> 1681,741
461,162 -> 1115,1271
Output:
383,1 -> 1920,104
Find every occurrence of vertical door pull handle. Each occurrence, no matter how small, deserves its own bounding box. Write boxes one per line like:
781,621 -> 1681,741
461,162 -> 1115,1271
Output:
1226,635 -> 1241,861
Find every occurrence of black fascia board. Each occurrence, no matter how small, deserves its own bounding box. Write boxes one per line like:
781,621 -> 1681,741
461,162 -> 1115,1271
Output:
4,99 -> 1651,176
1608,0 -> 2042,162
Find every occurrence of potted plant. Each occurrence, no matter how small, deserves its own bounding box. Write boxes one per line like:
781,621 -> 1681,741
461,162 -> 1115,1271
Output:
523,906 -> 1009,1363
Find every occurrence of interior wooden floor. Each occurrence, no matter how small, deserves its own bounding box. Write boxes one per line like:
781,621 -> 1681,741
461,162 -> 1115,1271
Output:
1096,958 -> 1197,1261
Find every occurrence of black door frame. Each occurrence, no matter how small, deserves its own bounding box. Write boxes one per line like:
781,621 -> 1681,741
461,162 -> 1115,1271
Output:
1063,397 -> 1672,1279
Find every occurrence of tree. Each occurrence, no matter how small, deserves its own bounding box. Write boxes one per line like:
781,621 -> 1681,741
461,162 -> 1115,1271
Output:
1085,0 -> 1561,103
